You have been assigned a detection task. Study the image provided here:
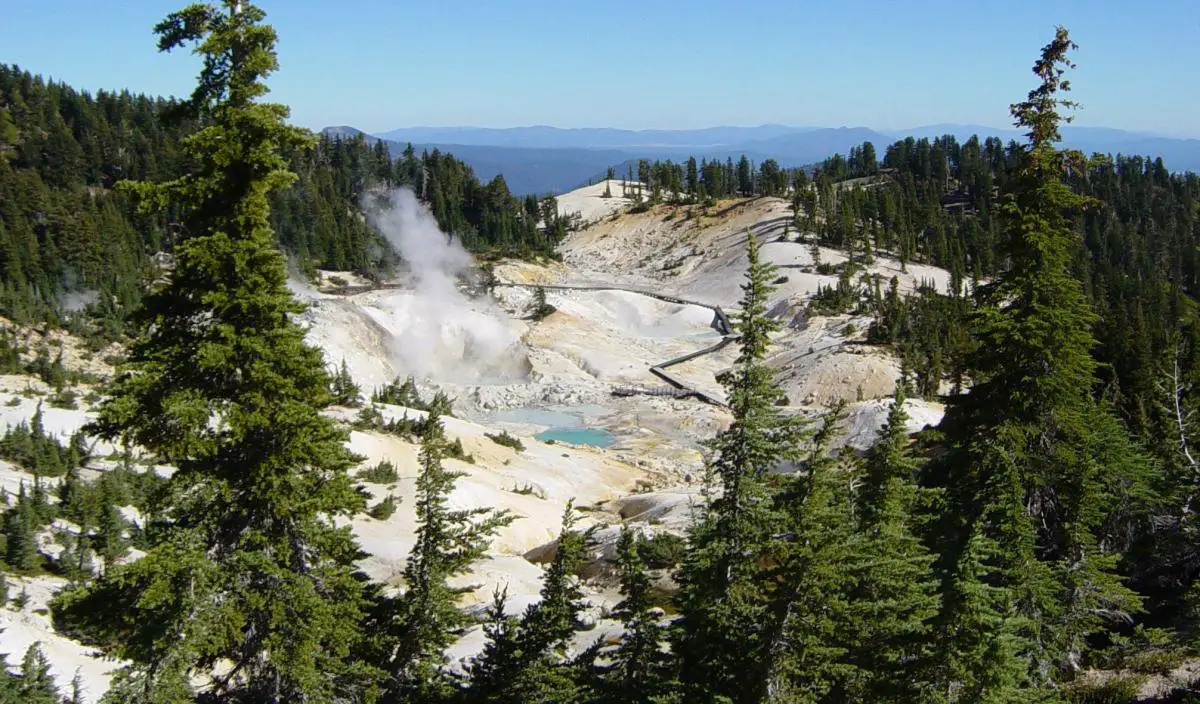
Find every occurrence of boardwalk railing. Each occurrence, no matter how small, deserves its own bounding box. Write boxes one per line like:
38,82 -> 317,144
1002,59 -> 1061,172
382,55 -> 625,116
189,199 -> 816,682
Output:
494,283 -> 738,406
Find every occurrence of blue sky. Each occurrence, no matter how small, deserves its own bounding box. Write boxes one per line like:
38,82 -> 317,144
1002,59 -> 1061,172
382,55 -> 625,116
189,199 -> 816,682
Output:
3,0 -> 1198,136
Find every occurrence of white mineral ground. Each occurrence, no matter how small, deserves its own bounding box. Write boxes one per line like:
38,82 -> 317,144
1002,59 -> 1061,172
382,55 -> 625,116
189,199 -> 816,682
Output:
0,187 -> 956,700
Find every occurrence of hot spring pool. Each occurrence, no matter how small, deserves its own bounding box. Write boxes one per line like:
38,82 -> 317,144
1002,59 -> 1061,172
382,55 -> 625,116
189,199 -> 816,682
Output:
475,405 -> 618,449
534,427 -> 617,448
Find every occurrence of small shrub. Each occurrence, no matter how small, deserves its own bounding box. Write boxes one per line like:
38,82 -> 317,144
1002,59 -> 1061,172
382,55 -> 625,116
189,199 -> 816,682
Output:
353,405 -> 426,440
1066,675 -> 1146,703
4,398 -> 19,407
102,354 -> 125,367
531,286 -> 556,321
447,437 -> 475,464
48,389 -> 78,410
509,483 -> 544,498
1106,626 -> 1192,675
373,376 -> 421,407
843,322 -> 857,337
328,275 -> 349,288
357,460 -> 399,485
368,494 -> 398,520
486,431 -> 525,452
772,275 -> 789,285
1124,645 -> 1189,675
329,360 -> 361,407
640,533 -> 687,569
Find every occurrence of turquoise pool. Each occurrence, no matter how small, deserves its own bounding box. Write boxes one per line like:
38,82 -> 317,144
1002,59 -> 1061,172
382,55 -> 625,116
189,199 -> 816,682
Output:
534,427 -> 617,448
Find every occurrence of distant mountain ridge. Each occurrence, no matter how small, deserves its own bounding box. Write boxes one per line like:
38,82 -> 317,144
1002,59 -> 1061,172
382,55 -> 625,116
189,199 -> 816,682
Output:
373,124 -> 818,149
322,123 -> 1200,195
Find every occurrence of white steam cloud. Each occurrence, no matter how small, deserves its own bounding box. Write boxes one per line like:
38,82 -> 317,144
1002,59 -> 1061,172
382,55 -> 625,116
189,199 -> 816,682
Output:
60,289 -> 99,313
364,188 -> 528,383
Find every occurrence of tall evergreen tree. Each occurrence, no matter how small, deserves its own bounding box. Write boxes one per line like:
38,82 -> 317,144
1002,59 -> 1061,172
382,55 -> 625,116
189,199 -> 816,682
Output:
465,504 -> 590,703
755,404 -> 859,703
0,639 -> 21,704
590,528 -> 669,703
377,413 -> 511,700
846,382 -> 939,702
16,644 -> 60,704
927,27 -> 1153,697
57,2 -> 378,700
66,672 -> 86,704
5,485 -> 38,573
672,230 -> 808,703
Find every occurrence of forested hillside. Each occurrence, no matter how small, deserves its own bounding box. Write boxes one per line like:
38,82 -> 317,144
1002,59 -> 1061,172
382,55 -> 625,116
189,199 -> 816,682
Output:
799,131 -> 1200,457
0,64 -> 557,332
625,122 -> 1200,447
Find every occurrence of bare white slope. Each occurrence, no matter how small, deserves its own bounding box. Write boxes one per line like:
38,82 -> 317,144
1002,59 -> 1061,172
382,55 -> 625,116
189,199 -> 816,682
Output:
550,197 -> 956,405
842,397 -> 945,450
0,378 -> 656,699
340,406 -> 656,663
559,197 -> 952,309
554,180 -> 639,225
342,406 -> 653,583
0,574 -> 117,700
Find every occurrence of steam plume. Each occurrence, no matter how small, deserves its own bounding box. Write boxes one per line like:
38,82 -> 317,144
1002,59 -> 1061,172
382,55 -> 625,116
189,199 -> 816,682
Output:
364,188 -> 527,382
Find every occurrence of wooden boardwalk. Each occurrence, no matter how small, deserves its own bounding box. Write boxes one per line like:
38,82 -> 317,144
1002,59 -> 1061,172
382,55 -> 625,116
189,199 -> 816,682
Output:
493,283 -> 737,406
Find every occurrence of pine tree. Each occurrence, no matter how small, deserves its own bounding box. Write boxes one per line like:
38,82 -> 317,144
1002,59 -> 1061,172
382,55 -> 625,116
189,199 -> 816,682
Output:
754,404 -> 859,703
846,382 -> 939,702
927,27 -> 1152,696
532,286 -> 556,321
935,469 -> 1047,703
67,671 -> 85,704
377,413 -> 511,700
58,2 -> 379,700
329,359 -> 362,407
737,156 -> 753,197
92,504 -> 128,570
672,229 -> 809,702
591,528 -> 669,703
16,644 -> 59,704
0,646 -> 17,704
5,485 -> 38,573
465,587 -> 521,701
466,504 -> 590,702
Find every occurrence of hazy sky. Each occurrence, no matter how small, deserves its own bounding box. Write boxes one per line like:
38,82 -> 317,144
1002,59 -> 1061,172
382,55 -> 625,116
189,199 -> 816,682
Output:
3,0 -> 1198,137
